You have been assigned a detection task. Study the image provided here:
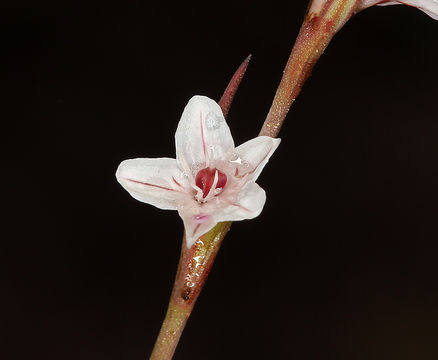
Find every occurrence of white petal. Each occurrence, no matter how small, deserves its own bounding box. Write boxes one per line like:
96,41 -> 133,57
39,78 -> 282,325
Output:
116,158 -> 190,210
358,0 -> 438,20
178,182 -> 267,247
178,210 -> 217,248
234,136 -> 281,181
308,0 -> 326,16
215,182 -> 267,222
175,96 -> 234,173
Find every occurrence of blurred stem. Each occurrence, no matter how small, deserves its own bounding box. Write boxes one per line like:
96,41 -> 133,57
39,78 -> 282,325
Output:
259,0 -> 359,137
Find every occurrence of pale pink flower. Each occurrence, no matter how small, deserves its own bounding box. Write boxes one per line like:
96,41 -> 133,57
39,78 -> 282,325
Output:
308,0 -> 438,20
358,0 -> 438,20
116,96 -> 280,248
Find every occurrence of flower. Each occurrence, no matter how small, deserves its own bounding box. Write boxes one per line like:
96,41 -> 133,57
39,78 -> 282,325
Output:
357,0 -> 438,20
116,96 -> 281,248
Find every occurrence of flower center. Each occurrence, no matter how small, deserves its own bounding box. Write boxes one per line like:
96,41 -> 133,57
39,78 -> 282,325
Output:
195,167 -> 227,199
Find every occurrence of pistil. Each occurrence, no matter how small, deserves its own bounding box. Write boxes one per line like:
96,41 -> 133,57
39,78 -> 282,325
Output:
195,168 -> 227,199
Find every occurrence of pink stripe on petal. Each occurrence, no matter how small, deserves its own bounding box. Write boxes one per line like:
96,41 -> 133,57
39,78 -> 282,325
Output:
249,151 -> 270,176
126,178 -> 178,192
172,176 -> 182,187
192,223 -> 201,237
230,202 -> 252,213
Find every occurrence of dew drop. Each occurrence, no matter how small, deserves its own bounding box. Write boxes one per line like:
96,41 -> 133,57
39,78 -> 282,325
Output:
205,113 -> 221,130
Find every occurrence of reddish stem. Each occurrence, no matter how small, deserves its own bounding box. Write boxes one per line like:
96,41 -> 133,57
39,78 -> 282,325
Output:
149,222 -> 231,360
259,0 -> 359,137
219,54 -> 252,118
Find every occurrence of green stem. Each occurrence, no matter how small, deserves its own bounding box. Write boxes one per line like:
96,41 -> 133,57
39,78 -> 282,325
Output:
149,302 -> 190,360
149,222 -> 231,360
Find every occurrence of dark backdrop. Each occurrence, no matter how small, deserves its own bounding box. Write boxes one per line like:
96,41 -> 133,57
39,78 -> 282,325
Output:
3,1 -> 438,359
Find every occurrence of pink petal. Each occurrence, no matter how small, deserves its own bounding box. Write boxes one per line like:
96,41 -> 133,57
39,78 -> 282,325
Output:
175,96 -> 235,175
179,210 -> 217,248
359,0 -> 438,20
116,158 -> 190,210
234,136 -> 281,181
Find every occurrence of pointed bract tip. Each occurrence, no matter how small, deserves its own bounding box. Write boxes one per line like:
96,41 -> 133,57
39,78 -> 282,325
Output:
219,55 -> 252,118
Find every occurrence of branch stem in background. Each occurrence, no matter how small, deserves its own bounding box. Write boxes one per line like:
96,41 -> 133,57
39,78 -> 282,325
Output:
219,54 -> 252,117
259,0 -> 359,137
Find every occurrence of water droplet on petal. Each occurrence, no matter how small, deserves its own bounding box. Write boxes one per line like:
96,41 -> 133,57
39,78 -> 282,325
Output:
205,113 -> 221,130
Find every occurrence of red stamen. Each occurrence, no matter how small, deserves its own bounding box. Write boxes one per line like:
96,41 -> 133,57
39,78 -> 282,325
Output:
195,168 -> 227,199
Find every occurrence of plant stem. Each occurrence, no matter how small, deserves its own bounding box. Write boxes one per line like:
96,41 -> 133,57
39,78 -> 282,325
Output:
219,54 -> 252,118
259,0 -> 359,137
149,302 -> 190,360
150,2 -> 363,356
149,222 -> 231,360
150,57 -> 248,360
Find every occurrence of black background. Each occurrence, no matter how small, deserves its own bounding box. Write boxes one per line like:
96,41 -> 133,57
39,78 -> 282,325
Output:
3,1 -> 438,359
